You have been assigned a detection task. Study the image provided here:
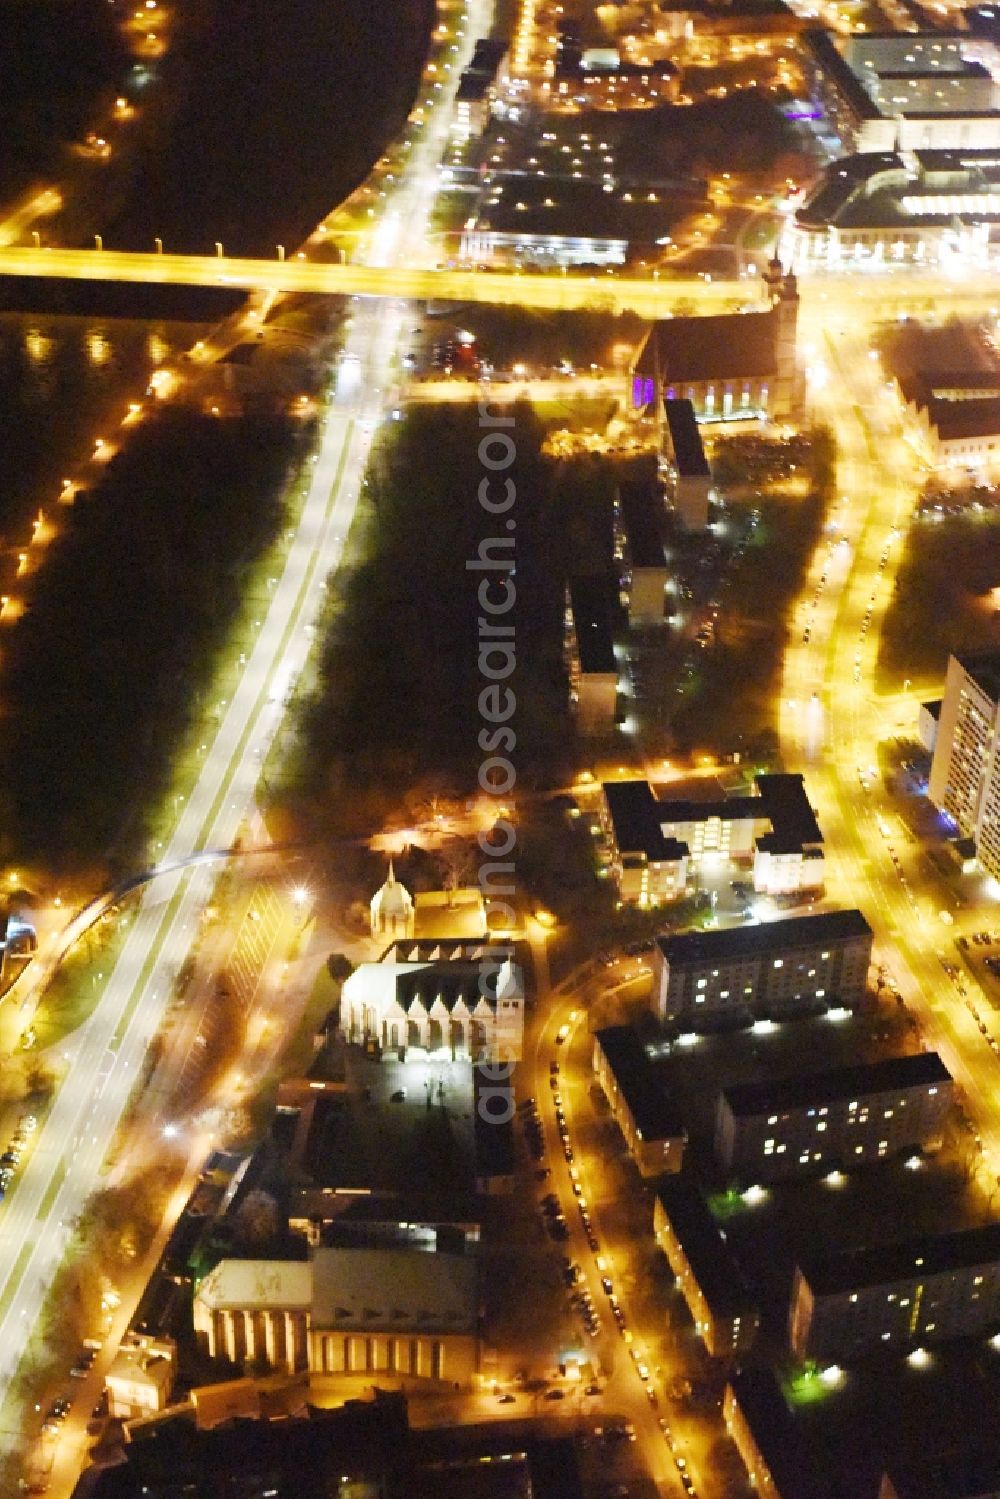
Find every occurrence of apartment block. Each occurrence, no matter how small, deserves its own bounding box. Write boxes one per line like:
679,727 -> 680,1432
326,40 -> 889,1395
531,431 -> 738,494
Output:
652,910 -> 873,1029
714,1053 -> 953,1182
927,651 -> 1000,880
662,398 -> 711,530
563,577 -> 618,734
723,1369 -> 831,1499
592,1026 -> 686,1177
654,1177 -> 759,1357
614,480 -> 669,626
789,1223 -> 1000,1362
600,772 -> 825,907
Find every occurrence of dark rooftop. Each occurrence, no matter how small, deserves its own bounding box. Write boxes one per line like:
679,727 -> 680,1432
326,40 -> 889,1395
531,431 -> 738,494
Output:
594,1025 -> 686,1141
727,1367 -> 834,1499
457,71 -> 491,101
617,480 -> 667,569
567,576 -> 617,675
883,1450 -> 1000,1499
602,780 -> 690,863
720,1051 -> 952,1119
803,29 -> 882,120
957,649 -> 1000,702
655,1175 -> 755,1317
657,909 -> 873,969
636,310 -> 780,386
757,773 -> 825,848
798,1221 -> 1000,1296
663,397 -> 710,477
928,395 -> 1000,442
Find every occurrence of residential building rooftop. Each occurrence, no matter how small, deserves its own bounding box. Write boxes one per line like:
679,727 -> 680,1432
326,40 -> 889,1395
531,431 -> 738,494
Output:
797,1221 -> 1000,1295
657,909 -> 873,968
617,479 -> 667,568
664,397 -> 710,476
594,1025 -> 685,1141
720,1051 -> 952,1118
655,1175 -> 753,1317
567,576 -> 617,674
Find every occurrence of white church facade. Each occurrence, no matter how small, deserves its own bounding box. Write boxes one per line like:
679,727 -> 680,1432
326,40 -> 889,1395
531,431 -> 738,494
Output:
340,940 -> 524,1063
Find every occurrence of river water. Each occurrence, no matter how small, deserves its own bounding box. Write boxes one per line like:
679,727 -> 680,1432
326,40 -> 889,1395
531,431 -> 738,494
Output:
0,314 -> 206,539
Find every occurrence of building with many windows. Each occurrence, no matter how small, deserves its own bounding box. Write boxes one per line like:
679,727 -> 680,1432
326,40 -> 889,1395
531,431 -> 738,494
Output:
803,29 -> 1000,153
927,650 -> 1000,879
784,149 -> 1000,272
654,1177 -> 759,1357
592,1026 -> 686,1177
789,1223 -> 1000,1362
600,772 -> 825,907
724,1368 -> 831,1499
651,909 -> 872,1029
714,1052 -> 953,1182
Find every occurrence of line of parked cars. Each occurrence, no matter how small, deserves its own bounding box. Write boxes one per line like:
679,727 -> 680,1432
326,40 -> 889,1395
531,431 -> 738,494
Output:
0,1113 -> 36,1201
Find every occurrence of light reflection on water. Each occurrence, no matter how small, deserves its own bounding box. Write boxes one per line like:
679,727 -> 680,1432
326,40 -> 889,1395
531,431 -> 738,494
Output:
0,314 -> 206,526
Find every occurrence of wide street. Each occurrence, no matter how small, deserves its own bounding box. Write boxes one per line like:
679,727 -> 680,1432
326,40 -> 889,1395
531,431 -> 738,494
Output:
0,0 -> 489,1456
781,304 -> 1000,1179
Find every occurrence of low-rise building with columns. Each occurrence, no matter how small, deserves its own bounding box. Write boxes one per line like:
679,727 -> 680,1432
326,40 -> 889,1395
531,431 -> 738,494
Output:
193,1245 -> 479,1386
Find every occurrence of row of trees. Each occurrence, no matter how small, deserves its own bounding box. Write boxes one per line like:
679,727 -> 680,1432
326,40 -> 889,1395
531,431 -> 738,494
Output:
0,407 -> 309,875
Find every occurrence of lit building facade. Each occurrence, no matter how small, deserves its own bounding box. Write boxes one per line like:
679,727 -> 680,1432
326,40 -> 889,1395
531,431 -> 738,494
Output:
194,1246 -> 480,1385
714,1052 -> 953,1182
927,651 -> 1000,879
654,1177 -> 759,1357
340,941 -> 524,1062
600,773 -> 826,907
789,1224 -> 1000,1362
592,1026 -> 686,1177
631,264 -> 801,423
652,910 -> 873,1029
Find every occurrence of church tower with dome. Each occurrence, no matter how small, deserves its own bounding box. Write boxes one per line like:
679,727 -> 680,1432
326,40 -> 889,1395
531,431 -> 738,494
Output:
369,862 -> 415,941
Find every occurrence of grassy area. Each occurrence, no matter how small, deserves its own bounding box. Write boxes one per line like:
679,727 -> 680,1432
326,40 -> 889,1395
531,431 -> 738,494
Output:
877,511 -> 1000,692
268,401 -> 584,838
31,915 -> 130,1050
439,304 -> 647,372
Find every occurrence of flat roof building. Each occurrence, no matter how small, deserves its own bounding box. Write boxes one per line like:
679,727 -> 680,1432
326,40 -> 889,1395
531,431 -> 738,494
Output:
652,909 -> 872,1029
615,480 -> 669,624
654,1176 -> 759,1357
601,772 -> 825,908
789,1222 -> 1000,1362
724,1367 -> 832,1499
592,1026 -> 686,1177
663,398 -> 711,530
803,28 -> 1000,153
715,1052 -> 953,1182
564,577 -> 619,734
927,650 -> 1000,881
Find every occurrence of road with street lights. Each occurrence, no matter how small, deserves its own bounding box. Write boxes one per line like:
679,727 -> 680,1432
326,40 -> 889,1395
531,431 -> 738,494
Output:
0,0 -> 489,1463
779,306 -> 1000,1189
